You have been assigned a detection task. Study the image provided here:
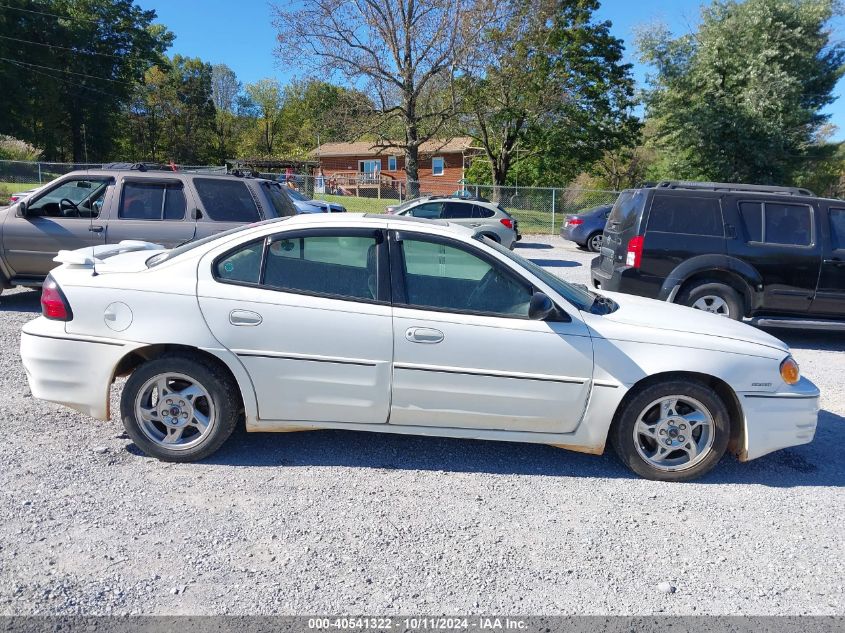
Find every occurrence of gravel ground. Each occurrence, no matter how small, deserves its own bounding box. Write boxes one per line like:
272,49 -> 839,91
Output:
0,236 -> 843,616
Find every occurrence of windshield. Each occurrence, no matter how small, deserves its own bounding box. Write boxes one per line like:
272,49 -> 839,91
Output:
146,217 -> 290,267
480,237 -> 597,311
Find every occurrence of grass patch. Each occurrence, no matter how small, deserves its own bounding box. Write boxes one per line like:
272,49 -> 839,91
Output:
314,193 -> 397,214
0,181 -> 40,205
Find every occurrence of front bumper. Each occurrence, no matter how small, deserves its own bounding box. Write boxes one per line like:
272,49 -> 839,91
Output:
20,319 -> 134,420
738,377 -> 820,461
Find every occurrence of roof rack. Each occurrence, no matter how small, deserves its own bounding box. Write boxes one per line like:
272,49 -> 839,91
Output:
653,180 -> 815,197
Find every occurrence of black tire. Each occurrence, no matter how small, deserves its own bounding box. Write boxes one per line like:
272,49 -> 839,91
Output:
585,232 -> 603,252
610,379 -> 731,482
677,280 -> 744,320
120,355 -> 240,462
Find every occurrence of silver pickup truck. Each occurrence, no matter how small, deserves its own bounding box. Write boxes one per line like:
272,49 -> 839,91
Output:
0,167 -> 297,293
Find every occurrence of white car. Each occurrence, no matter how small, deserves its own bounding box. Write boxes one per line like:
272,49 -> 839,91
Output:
20,215 -> 819,481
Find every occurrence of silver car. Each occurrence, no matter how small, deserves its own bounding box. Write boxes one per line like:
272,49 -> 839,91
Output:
390,197 -> 520,248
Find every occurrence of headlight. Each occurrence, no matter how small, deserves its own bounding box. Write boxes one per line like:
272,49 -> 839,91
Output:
780,356 -> 800,385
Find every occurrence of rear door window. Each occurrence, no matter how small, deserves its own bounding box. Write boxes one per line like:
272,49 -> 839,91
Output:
765,203 -> 812,246
194,178 -> 261,222
647,195 -> 723,236
263,234 -> 379,301
441,202 -> 473,219
119,182 -> 186,220
739,201 -> 813,246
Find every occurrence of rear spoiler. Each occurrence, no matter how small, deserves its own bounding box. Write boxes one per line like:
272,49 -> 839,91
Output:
54,240 -> 164,267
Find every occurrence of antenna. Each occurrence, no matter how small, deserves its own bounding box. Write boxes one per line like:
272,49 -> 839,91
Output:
87,165 -> 98,276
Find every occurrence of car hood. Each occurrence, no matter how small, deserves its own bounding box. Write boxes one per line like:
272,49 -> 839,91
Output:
585,291 -> 789,356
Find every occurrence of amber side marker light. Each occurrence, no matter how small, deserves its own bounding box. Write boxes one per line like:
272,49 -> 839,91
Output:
780,356 -> 800,385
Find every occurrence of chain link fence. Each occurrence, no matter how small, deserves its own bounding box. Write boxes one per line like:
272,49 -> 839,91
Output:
0,160 -> 225,186
278,173 -> 619,234
2,161 -> 619,234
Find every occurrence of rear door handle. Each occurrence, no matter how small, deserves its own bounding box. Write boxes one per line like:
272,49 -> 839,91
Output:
405,327 -> 444,344
88,225 -> 104,233
229,310 -> 263,326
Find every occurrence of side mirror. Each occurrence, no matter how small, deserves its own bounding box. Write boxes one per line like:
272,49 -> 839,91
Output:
16,200 -> 28,217
528,291 -> 556,321
190,208 -> 203,220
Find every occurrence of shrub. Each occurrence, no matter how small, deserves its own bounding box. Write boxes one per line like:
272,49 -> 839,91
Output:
0,136 -> 42,161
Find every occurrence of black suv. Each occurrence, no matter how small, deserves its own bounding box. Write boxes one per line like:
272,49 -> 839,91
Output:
590,181 -> 845,329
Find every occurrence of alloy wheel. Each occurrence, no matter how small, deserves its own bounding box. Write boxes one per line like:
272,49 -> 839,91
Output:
691,295 -> 730,317
632,395 -> 715,472
134,372 -> 216,450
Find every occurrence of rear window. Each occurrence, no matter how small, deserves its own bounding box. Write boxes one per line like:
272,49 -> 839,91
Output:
193,178 -> 260,222
473,205 -> 495,218
647,195 -> 723,237
607,190 -> 647,232
261,182 -> 297,217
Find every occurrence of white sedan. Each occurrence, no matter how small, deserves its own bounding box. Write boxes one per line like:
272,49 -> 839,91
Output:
20,214 -> 819,481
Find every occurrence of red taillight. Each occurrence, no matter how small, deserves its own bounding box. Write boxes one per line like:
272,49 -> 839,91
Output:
626,235 -> 644,269
41,277 -> 72,321
500,218 -> 514,229
567,217 -> 584,226
10,196 -> 19,203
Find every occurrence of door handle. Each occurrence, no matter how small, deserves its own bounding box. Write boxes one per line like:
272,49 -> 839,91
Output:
229,310 -> 263,326
88,225 -> 104,233
405,327 -> 444,344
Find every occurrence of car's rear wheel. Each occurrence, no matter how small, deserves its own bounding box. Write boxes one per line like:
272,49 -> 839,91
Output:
586,232 -> 603,252
120,356 -> 239,462
678,280 -> 744,320
610,379 -> 730,481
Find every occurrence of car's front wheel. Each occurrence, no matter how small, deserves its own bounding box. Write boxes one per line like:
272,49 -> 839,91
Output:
610,379 -> 731,481
120,355 -> 240,462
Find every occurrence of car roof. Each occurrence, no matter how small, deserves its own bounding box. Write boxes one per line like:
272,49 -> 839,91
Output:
57,169 -> 271,183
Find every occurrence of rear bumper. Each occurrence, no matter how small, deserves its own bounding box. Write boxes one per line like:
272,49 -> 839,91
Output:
738,377 -> 820,461
560,225 -> 583,244
20,319 -> 133,420
590,257 -> 661,298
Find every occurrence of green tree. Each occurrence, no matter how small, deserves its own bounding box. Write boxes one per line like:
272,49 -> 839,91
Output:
273,0 -> 489,193
277,80 -> 372,157
244,78 -> 284,157
211,64 -> 242,163
638,0 -> 845,184
121,55 -> 216,163
0,0 -> 172,161
462,0 -> 639,190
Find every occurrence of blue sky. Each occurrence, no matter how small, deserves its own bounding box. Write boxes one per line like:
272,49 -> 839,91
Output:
137,0 -> 845,140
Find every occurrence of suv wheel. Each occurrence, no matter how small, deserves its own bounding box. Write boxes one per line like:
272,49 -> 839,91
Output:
610,379 -> 730,481
678,281 -> 743,320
